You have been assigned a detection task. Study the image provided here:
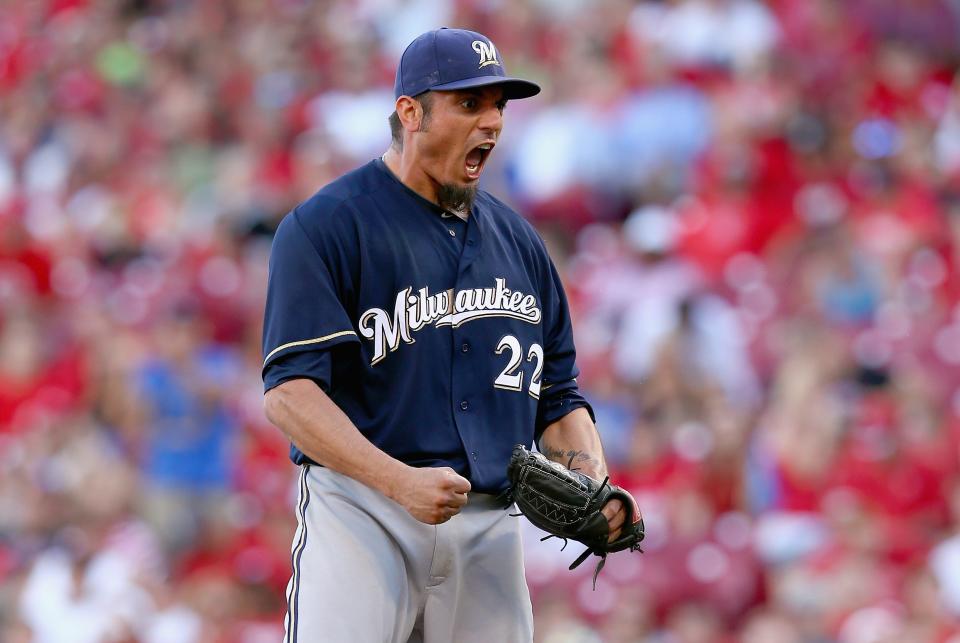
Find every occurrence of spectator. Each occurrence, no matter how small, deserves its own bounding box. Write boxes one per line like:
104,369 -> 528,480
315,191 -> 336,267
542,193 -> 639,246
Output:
135,305 -> 240,555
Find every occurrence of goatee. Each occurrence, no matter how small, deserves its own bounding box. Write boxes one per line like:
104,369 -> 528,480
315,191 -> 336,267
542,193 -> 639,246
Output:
437,183 -> 477,216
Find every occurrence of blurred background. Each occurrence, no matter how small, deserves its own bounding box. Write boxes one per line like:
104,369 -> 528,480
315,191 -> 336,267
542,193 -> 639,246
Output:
1,0 -> 959,641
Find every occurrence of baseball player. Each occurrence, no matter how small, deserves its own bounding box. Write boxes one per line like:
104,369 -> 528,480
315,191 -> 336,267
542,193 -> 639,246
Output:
262,27 -> 638,642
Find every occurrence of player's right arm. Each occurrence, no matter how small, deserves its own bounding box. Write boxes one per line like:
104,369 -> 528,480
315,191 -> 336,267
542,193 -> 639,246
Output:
264,379 -> 469,524
261,206 -> 469,524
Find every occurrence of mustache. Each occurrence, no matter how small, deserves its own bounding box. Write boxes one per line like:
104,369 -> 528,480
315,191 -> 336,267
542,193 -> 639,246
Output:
437,183 -> 477,214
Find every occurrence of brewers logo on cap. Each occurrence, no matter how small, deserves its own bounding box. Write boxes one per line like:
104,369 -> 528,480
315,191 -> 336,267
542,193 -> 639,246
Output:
472,40 -> 500,68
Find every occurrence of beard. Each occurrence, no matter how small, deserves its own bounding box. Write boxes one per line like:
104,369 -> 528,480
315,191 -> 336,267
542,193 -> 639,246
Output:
437,182 -> 477,215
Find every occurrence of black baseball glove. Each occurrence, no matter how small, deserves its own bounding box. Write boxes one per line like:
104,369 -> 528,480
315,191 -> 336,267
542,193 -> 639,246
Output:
505,444 -> 644,587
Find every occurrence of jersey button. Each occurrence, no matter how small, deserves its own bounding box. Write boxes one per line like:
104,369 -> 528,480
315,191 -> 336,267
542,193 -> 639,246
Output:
461,343 -> 470,353
448,229 -> 456,237
460,400 -> 469,411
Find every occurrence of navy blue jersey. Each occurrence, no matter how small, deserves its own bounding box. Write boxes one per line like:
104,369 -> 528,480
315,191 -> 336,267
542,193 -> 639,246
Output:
262,159 -> 590,493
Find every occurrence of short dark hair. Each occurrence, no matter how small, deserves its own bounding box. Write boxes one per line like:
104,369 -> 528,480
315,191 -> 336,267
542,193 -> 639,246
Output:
388,92 -> 434,150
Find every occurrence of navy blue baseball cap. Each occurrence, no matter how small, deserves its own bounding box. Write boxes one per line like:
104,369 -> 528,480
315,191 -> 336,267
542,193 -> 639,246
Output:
394,28 -> 540,100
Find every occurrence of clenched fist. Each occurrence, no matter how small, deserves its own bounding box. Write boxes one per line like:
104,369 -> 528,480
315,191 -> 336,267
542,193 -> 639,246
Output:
390,466 -> 471,524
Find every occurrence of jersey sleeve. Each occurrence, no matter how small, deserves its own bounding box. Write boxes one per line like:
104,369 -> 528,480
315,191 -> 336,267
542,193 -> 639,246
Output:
262,349 -> 333,393
534,248 -> 594,440
261,205 -> 360,391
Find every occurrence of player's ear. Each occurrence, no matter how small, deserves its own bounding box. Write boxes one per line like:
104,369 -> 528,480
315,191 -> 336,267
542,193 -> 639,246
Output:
395,96 -> 423,133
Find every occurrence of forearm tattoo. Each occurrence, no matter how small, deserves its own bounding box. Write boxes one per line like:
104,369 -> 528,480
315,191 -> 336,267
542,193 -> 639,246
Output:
540,444 -> 603,473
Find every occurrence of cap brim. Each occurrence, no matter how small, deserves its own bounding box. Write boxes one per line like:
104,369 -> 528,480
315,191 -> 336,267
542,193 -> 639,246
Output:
428,75 -> 541,100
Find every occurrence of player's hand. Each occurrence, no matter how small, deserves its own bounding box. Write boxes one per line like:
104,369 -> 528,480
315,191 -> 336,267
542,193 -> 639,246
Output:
395,466 -> 471,525
601,497 -> 626,543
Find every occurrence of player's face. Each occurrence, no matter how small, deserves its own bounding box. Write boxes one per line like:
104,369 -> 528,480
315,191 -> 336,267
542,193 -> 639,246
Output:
415,86 -> 506,189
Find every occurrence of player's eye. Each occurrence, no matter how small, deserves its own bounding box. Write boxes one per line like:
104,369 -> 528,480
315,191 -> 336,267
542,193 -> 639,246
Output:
461,98 -> 478,110
496,99 -> 507,113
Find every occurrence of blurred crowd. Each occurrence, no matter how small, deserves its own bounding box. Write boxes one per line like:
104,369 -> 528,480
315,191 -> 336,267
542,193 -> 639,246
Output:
1,0 -> 959,641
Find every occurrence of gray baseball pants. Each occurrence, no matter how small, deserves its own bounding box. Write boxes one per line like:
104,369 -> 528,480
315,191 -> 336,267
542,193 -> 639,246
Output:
283,464 -> 534,643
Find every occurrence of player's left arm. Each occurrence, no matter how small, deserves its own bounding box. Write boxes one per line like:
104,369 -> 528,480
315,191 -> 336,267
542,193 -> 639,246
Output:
529,233 -> 633,542
538,407 -> 627,542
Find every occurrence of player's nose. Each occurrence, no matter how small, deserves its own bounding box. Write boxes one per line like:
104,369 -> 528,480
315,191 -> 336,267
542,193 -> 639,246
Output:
477,103 -> 503,133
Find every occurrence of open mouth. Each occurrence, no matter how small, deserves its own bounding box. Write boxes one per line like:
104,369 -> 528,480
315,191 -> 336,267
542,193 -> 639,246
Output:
465,142 -> 494,180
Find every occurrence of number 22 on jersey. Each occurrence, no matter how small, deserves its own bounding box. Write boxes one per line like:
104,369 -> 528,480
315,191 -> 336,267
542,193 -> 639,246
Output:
494,335 -> 543,399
